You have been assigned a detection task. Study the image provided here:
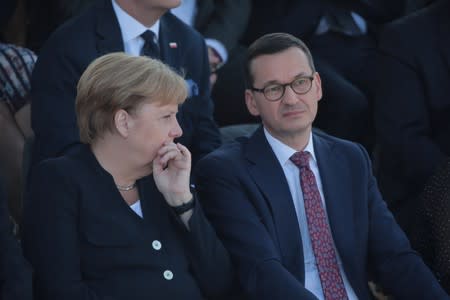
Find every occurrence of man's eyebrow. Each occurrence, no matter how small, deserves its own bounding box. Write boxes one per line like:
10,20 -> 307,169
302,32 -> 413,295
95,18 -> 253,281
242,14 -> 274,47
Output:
261,72 -> 311,86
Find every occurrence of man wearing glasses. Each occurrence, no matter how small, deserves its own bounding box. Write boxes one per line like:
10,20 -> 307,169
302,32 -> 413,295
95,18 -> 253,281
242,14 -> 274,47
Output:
194,32 -> 448,300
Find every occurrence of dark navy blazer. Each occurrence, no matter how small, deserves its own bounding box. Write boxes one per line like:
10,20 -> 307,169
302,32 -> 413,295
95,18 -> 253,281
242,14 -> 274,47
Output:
22,145 -> 234,300
194,127 -> 448,300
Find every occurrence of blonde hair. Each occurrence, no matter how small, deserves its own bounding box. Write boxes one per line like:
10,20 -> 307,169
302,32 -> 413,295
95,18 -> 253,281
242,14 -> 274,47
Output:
76,52 -> 187,144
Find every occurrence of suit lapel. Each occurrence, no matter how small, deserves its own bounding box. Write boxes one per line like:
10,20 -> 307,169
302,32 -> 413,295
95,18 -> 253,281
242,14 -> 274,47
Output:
95,0 -> 124,55
138,175 -> 170,239
313,133 -> 358,281
244,127 -> 305,281
158,13 -> 182,70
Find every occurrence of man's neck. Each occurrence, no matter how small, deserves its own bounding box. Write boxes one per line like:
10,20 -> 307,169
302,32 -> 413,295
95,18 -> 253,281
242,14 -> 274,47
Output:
114,0 -> 165,28
264,127 -> 311,152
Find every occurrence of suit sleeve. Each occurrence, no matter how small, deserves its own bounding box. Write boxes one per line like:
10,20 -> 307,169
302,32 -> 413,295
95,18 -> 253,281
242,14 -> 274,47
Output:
358,144 -> 448,299
197,0 -> 251,52
22,162 -> 115,300
0,182 -> 32,300
30,37 -> 83,163
194,155 -> 318,300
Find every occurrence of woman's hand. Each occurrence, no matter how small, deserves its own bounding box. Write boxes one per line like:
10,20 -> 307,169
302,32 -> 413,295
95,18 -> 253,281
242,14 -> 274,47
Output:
153,142 -> 192,206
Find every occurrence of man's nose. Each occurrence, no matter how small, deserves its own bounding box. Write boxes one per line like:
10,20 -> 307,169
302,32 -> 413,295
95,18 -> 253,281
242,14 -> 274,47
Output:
281,85 -> 300,105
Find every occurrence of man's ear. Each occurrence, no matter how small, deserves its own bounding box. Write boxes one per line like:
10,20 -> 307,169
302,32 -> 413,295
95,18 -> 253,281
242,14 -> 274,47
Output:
114,109 -> 130,138
313,72 -> 323,101
245,89 -> 260,117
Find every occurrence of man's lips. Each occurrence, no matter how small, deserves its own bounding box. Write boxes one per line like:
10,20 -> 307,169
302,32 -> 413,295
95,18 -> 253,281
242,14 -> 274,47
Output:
282,109 -> 306,117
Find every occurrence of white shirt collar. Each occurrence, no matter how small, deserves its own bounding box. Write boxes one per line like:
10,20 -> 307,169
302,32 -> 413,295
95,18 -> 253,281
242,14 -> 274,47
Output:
264,128 -> 317,167
112,0 -> 160,43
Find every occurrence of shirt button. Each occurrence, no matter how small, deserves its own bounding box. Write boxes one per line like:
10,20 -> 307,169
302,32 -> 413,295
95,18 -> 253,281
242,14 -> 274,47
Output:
163,270 -> 173,280
152,240 -> 162,250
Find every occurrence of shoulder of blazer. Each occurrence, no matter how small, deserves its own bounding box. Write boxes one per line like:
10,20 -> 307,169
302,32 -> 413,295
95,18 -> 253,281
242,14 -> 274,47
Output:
34,145 -> 99,180
161,12 -> 206,45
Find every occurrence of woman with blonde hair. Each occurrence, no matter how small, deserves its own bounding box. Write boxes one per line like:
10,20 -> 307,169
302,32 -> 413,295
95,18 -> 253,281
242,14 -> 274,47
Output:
22,52 -> 235,300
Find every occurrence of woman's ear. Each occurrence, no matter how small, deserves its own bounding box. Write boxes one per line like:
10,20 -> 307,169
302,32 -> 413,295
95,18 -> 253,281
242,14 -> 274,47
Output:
114,109 -> 130,138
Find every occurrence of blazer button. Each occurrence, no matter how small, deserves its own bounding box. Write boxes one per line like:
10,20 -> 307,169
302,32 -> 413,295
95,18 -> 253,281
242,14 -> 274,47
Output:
152,240 -> 162,250
163,270 -> 173,280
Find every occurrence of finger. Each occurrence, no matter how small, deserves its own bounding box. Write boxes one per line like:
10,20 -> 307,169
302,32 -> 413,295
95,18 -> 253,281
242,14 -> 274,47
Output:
152,156 -> 164,174
157,142 -> 178,156
176,143 -> 191,160
159,148 -> 181,167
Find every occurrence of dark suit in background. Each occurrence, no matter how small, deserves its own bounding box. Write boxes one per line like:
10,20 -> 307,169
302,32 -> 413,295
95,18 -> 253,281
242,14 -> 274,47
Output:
192,0 -> 256,126
194,127 -> 447,299
194,0 -> 250,55
30,0 -> 220,167
411,158 -> 450,293
25,0 -> 94,52
0,180 -> 32,300
243,0 -> 406,48
22,145 -> 234,300
374,0 -> 450,237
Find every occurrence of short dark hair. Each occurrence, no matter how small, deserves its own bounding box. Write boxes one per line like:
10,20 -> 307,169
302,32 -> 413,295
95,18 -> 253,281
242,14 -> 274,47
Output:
244,33 -> 316,88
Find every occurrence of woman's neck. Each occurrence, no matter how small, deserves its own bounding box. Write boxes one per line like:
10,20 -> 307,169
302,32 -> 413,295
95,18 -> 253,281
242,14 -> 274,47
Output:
91,136 -> 146,186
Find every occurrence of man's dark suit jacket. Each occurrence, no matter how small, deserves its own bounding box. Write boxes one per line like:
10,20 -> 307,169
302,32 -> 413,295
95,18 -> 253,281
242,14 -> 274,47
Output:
192,0 -> 255,127
374,0 -> 450,234
30,0 -> 220,167
22,144 -> 234,300
194,0 -> 251,54
242,0 -> 406,46
194,127 -> 448,300
0,182 -> 32,300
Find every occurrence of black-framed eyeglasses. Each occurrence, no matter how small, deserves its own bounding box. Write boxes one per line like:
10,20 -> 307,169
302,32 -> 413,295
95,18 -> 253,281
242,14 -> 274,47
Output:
250,75 -> 314,102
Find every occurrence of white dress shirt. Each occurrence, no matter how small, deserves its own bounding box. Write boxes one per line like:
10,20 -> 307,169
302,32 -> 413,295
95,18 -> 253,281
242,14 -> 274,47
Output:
315,11 -> 367,35
130,200 -> 143,218
264,128 -> 358,300
112,0 -> 160,56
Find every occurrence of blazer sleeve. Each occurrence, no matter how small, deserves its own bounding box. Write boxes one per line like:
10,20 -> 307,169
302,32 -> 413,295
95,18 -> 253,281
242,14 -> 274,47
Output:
357,144 -> 448,299
0,183 -> 32,300
22,162 -> 115,300
194,155 -> 318,300
169,195 -> 236,298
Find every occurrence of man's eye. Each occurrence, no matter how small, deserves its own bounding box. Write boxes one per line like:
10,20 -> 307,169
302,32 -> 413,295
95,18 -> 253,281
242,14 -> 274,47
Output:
266,85 -> 283,93
293,78 -> 307,86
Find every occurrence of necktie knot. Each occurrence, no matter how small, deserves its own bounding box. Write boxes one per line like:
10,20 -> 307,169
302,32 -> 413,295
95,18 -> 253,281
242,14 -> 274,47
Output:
141,30 -> 156,43
290,151 -> 310,168
140,30 -> 160,58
